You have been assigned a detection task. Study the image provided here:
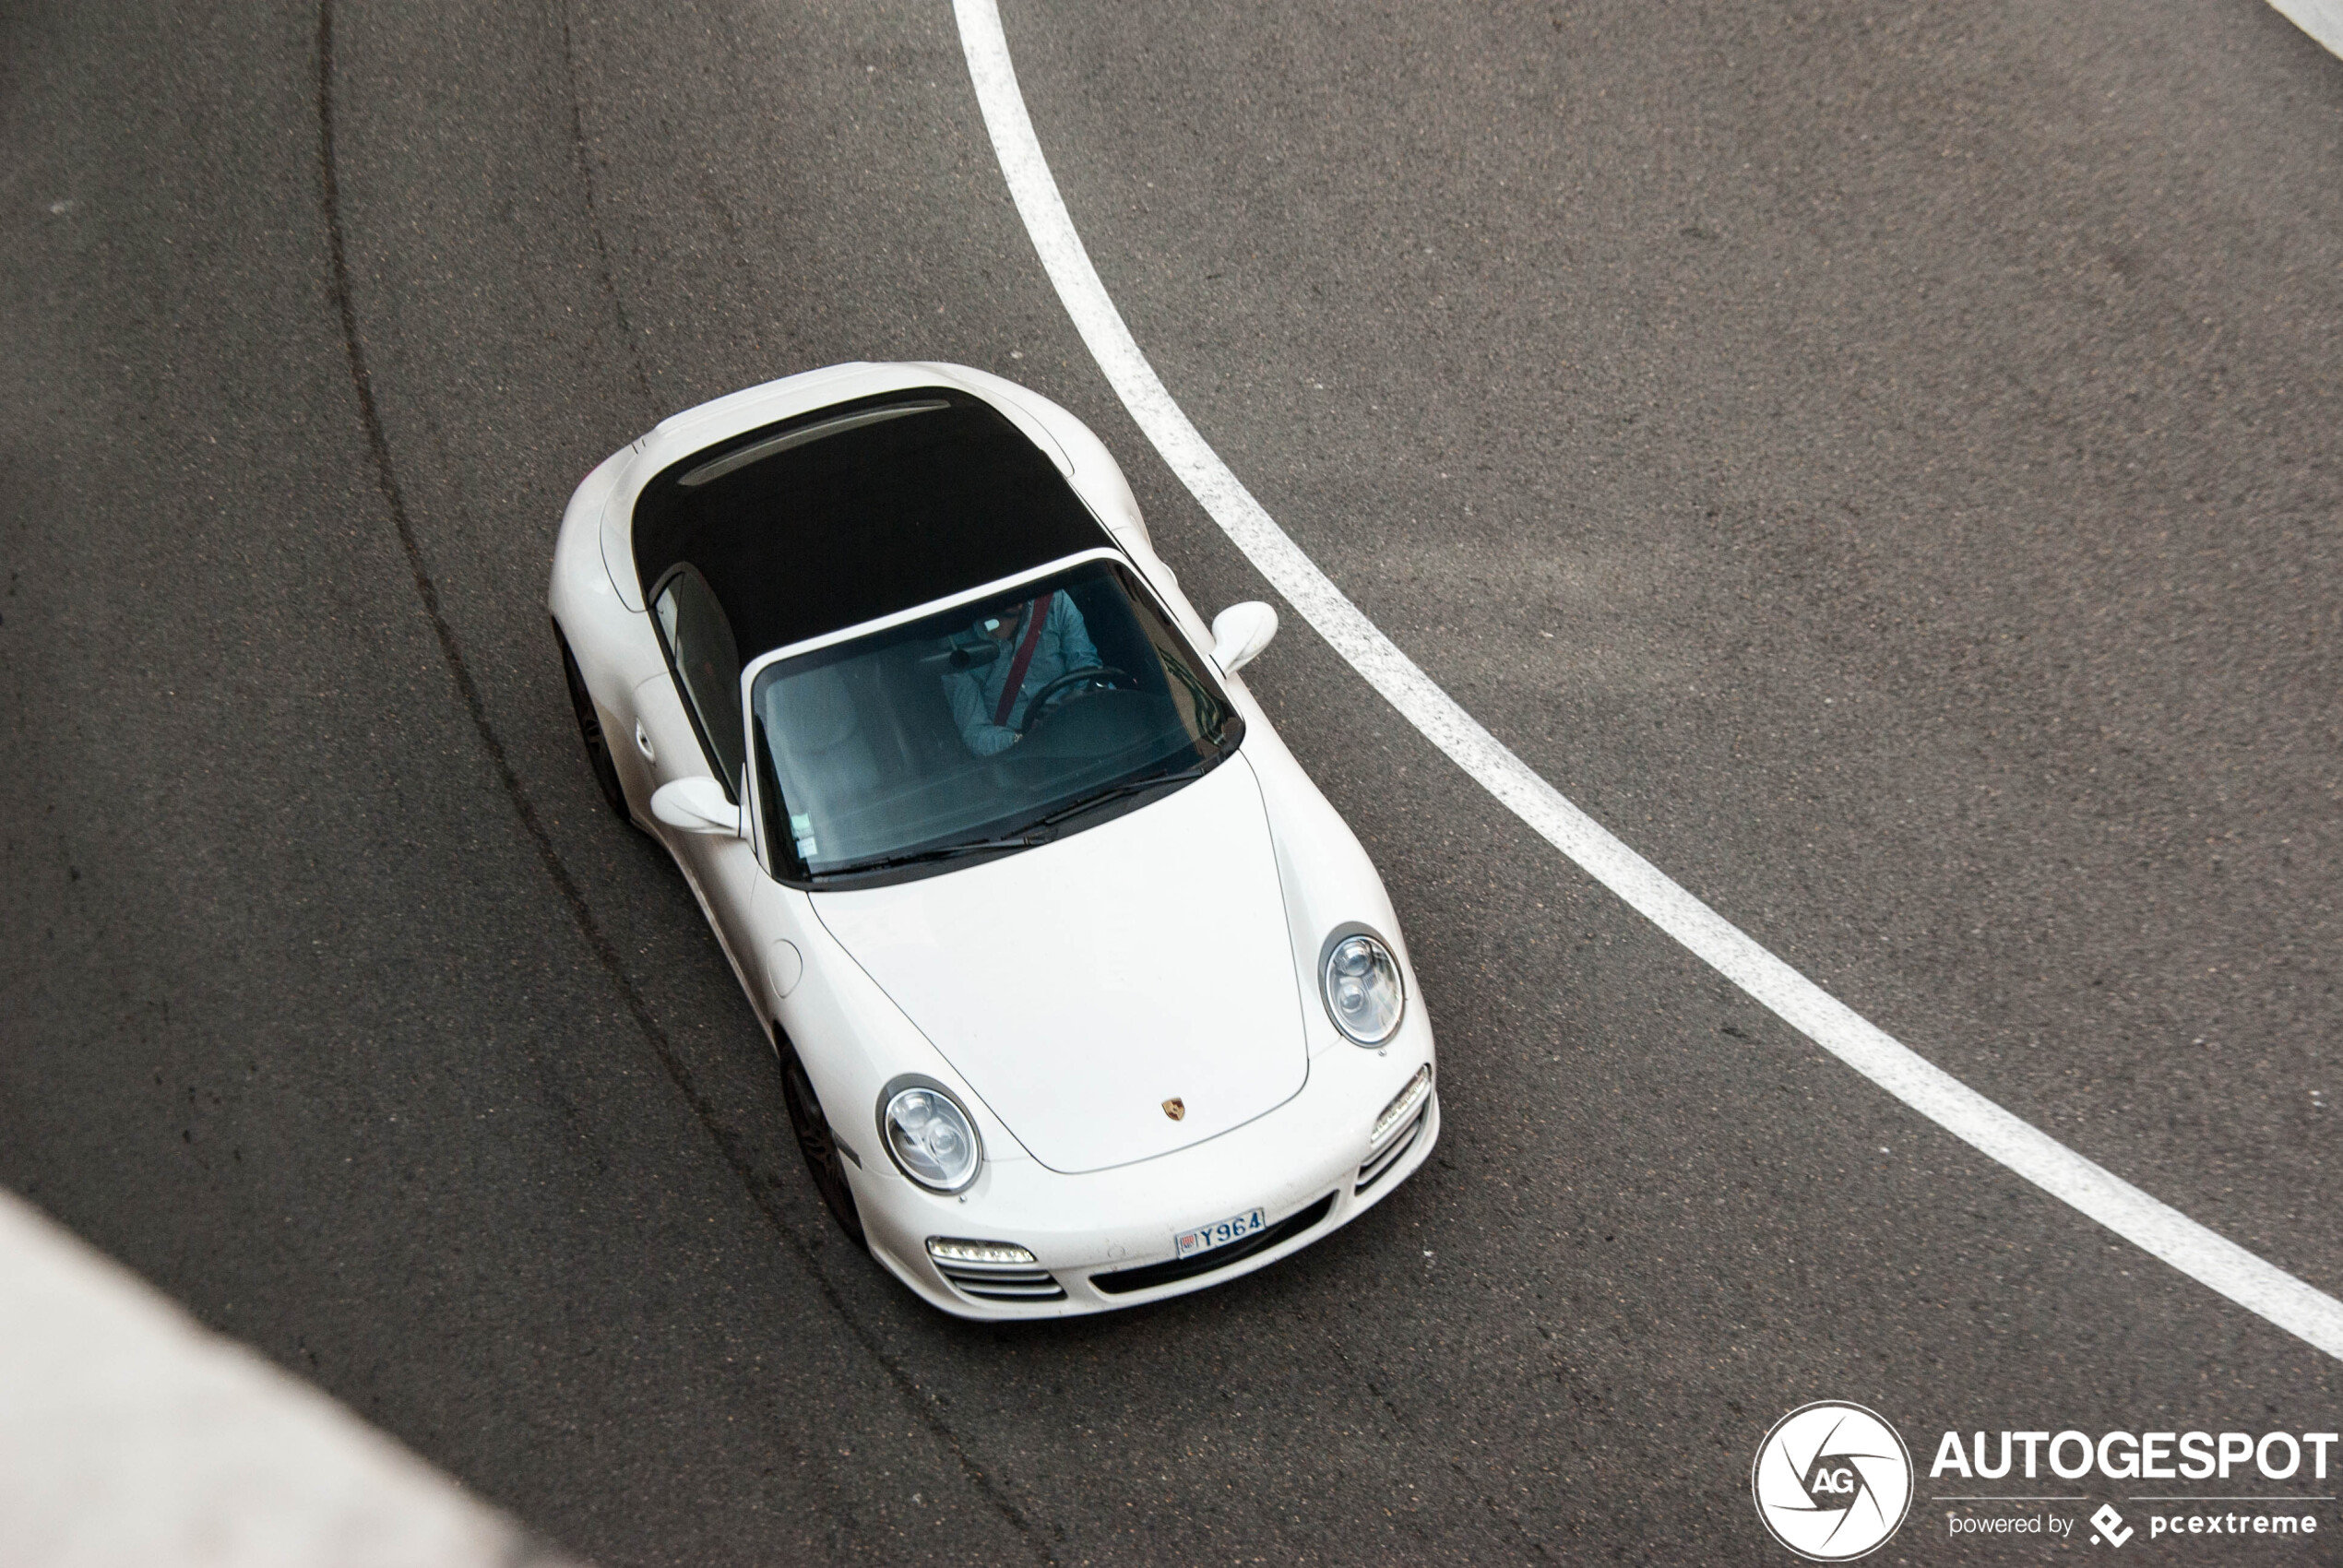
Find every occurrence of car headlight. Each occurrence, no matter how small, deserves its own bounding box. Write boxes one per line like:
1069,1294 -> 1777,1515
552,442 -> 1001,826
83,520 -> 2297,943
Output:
877,1076 -> 982,1193
1321,929 -> 1405,1045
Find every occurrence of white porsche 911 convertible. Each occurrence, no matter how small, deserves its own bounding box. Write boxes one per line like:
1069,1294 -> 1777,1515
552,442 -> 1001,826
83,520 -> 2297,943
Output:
549,362 -> 1437,1317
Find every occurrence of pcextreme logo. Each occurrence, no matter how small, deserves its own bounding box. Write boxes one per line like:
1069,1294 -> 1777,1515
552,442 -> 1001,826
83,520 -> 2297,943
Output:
1753,1401 -> 1916,1561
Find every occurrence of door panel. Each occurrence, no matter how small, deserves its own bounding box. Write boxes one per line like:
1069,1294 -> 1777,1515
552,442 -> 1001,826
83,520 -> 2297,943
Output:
634,674 -> 767,1006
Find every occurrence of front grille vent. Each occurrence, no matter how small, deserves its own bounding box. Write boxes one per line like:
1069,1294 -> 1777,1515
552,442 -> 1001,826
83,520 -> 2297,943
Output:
1355,1108 -> 1427,1194
1089,1193 -> 1338,1296
935,1259 -> 1066,1303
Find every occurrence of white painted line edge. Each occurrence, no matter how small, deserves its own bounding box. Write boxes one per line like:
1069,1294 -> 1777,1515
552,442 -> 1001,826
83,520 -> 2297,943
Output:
2267,0 -> 2343,58
951,0 -> 2343,1363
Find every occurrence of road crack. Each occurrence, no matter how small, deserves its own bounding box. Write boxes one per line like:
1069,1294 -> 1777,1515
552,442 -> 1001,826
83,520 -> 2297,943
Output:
315,5 -> 1054,1558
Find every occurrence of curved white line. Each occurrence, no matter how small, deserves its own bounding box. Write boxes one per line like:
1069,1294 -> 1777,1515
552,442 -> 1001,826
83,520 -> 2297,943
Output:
950,0 -> 2343,1360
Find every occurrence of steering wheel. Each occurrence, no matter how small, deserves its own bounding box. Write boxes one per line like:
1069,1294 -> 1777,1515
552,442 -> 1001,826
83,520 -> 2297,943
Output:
1017,665 -> 1131,734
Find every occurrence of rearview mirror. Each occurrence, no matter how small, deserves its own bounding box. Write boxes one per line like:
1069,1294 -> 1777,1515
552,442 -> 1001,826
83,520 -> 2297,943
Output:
1209,601 -> 1279,675
651,776 -> 743,837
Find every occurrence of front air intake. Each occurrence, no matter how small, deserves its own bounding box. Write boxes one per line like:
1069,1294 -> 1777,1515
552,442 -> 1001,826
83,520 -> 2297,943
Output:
936,1259 -> 1066,1302
1088,1193 -> 1337,1296
1355,1108 -> 1427,1194
926,1239 -> 1066,1303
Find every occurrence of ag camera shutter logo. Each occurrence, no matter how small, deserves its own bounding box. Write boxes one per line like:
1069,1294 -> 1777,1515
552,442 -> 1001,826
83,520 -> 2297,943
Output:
1752,1401 -> 1914,1561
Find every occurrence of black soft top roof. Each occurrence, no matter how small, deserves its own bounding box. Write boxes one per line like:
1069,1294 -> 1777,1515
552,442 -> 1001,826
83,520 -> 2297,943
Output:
629,389 -> 1111,660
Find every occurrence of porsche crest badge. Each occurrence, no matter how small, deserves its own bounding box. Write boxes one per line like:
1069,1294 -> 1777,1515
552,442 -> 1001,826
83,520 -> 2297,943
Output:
1161,1097 -> 1186,1121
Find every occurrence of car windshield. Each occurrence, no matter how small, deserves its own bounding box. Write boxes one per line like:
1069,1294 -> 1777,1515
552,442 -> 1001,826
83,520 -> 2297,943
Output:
749,557 -> 1243,880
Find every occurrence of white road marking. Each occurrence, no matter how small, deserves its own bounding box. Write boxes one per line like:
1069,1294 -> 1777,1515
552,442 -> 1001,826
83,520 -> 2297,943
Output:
951,0 -> 2343,1362
2268,0 -> 2343,57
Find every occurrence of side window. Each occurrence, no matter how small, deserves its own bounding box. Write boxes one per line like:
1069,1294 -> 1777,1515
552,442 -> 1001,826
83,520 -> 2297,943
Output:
652,564 -> 746,799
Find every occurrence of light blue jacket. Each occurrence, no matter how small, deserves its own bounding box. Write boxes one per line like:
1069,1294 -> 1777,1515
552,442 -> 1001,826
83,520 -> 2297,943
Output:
946,594 -> 1101,755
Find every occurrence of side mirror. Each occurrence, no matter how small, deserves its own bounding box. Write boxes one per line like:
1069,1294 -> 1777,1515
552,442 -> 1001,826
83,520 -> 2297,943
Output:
651,776 -> 743,837
1209,601 -> 1279,675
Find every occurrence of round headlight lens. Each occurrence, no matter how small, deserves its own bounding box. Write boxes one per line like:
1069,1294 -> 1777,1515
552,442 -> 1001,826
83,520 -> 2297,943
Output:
1322,932 -> 1405,1045
883,1085 -> 981,1192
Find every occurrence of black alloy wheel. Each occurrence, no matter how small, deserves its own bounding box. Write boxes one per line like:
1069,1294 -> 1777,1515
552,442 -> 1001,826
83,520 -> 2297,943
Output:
556,624 -> 631,823
779,1039 -> 866,1246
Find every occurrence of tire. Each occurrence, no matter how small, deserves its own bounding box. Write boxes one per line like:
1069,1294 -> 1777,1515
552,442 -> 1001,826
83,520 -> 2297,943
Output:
555,624 -> 631,824
779,1038 -> 866,1246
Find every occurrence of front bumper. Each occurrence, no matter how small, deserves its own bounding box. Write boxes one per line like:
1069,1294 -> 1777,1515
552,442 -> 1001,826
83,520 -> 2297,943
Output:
851,1057 -> 1440,1319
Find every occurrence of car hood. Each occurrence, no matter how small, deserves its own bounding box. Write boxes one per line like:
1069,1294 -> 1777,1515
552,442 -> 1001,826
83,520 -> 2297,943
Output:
811,756 -> 1308,1174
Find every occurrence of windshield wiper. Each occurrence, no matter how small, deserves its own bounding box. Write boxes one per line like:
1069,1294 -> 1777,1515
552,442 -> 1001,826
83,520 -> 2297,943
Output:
1023,762 -> 1210,832
815,766 -> 1209,878
825,833 -> 1051,876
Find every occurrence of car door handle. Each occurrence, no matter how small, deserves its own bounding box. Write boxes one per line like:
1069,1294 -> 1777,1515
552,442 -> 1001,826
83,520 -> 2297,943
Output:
634,721 -> 656,763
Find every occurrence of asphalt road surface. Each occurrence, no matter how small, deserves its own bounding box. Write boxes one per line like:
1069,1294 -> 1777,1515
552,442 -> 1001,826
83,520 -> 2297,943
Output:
3,0 -> 2338,1562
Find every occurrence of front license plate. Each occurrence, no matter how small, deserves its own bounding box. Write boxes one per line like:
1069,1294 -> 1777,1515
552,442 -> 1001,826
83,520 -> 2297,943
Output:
1175,1206 -> 1267,1261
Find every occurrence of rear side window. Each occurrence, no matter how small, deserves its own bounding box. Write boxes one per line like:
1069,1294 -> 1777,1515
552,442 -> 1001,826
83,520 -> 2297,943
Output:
653,564 -> 746,799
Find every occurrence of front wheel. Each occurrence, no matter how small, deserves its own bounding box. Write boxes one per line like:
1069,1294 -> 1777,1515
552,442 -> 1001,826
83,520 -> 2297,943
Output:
779,1039 -> 865,1247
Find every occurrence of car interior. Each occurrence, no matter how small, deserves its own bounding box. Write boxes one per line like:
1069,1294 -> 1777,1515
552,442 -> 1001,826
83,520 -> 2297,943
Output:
748,563 -> 1231,876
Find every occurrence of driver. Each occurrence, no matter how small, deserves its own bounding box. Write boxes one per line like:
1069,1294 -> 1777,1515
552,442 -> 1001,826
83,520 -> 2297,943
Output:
946,590 -> 1101,755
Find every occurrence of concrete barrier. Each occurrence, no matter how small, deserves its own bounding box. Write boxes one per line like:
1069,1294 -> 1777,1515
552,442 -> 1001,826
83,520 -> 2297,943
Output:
2270,0 -> 2343,57
0,1190 -> 583,1568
